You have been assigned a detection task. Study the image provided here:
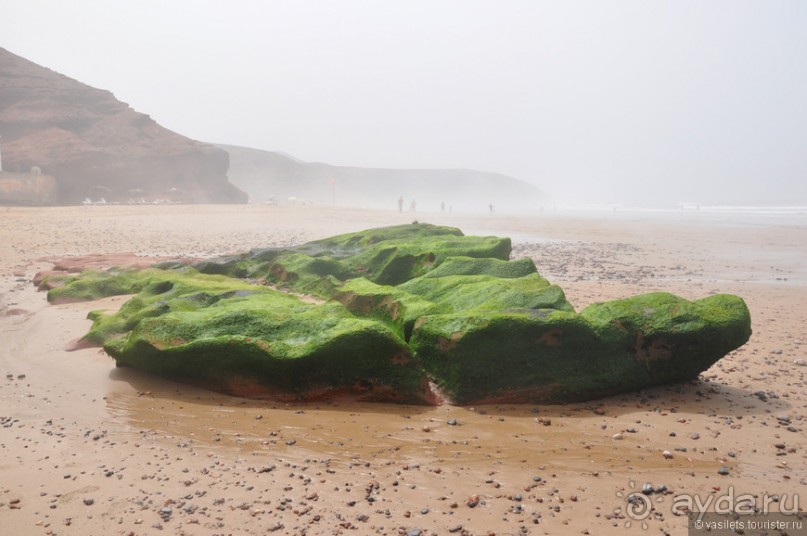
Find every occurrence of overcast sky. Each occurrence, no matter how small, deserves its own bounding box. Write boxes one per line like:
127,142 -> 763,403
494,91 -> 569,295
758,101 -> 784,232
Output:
2,0 -> 806,206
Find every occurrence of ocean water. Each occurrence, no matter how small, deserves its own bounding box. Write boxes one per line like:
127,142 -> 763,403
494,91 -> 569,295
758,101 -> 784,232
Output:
550,204 -> 807,227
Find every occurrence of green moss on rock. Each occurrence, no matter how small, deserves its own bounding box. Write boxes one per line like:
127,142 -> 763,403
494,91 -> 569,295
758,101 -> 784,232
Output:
104,292 -> 429,403
420,256 -> 537,279
50,223 -> 752,405
410,292 -> 751,404
191,223 -> 511,290
399,273 -> 573,314
331,278 -> 443,340
67,270 -> 431,403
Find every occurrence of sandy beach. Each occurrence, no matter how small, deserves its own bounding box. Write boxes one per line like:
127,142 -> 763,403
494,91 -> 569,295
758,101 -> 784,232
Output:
1,204 -> 805,535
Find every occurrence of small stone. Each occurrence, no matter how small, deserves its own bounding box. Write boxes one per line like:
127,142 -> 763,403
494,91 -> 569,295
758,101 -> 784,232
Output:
641,483 -> 654,495
447,418 -> 457,426
407,529 -> 423,536
690,432 -> 700,440
83,498 -> 94,506
794,359 -> 807,366
420,507 -> 429,514
776,414 -> 791,423
285,439 -> 296,446
717,466 -> 730,476
662,450 -> 673,459
612,433 -> 624,440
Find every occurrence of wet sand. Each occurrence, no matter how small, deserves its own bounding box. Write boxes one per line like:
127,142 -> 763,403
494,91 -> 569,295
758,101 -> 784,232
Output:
1,204 -> 805,535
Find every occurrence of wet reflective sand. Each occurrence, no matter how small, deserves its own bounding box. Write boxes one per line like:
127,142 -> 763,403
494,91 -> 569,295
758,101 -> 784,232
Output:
1,205 -> 805,535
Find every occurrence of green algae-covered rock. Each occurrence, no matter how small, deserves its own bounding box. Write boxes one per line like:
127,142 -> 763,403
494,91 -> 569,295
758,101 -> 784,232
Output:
59,268 -> 430,403
399,273 -> 573,314
331,278 -> 443,340
419,256 -> 538,279
47,268 -> 150,303
75,269 -> 267,345
50,223 -> 752,405
105,294 -> 430,403
192,223 -> 512,292
409,292 -> 751,404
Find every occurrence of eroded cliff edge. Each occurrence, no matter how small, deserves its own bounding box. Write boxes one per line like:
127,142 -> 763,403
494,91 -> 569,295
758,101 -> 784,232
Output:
0,47 -> 246,205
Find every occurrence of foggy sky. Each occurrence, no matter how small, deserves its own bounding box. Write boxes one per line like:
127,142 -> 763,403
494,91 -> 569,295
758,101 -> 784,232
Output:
2,0 -> 806,206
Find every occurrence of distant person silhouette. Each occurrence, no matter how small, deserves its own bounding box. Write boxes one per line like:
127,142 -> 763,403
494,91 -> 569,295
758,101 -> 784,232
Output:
440,201 -> 445,212
489,204 -> 494,213
409,199 -> 416,213
398,196 -> 404,213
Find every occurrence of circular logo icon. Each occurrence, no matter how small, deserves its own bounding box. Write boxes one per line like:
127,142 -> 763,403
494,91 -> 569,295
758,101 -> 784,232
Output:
616,480 -> 658,529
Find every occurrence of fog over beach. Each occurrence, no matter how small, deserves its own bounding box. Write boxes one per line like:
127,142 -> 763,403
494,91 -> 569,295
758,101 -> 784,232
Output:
2,0 -> 806,208
1,2 -> 806,535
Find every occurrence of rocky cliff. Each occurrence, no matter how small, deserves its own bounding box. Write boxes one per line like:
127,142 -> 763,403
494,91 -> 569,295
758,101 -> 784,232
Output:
0,48 -> 246,205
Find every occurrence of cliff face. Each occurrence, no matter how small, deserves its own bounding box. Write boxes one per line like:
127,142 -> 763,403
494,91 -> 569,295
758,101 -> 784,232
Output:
0,48 -> 246,204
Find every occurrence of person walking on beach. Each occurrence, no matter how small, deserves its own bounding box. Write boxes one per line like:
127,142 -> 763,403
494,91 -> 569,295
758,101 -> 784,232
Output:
409,199 -> 416,213
398,196 -> 404,213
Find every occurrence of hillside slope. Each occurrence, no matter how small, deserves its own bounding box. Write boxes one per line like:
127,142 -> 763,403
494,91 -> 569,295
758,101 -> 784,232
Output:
219,144 -> 547,212
0,47 -> 246,205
